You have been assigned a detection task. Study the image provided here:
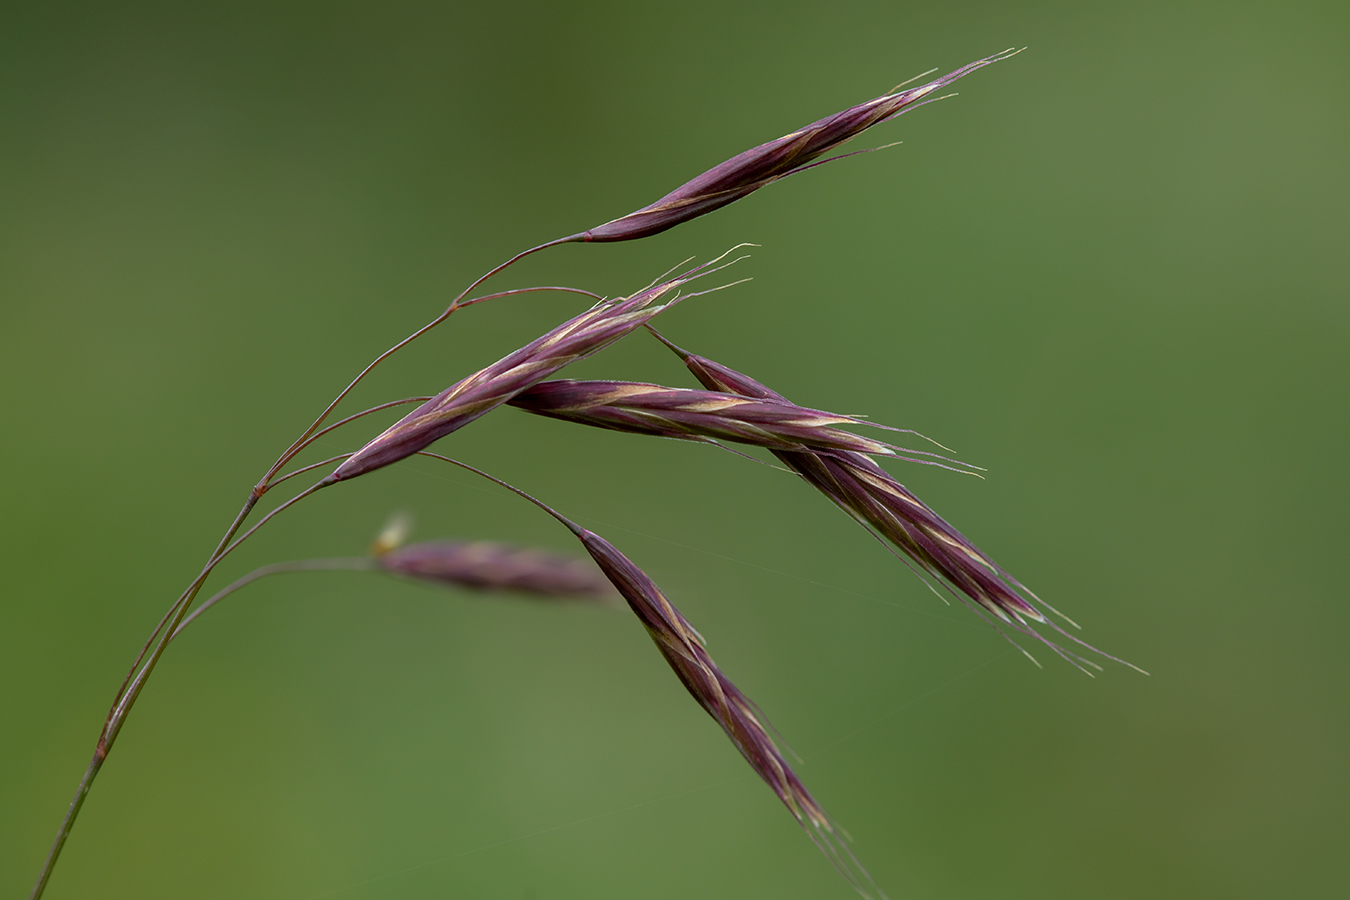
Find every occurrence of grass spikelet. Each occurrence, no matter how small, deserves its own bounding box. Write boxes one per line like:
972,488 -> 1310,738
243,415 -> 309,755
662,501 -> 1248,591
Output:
648,329 -> 1141,674
329,251 -> 747,482
509,378 -> 979,472
568,526 -> 887,898
379,539 -> 618,601
582,49 -> 1020,242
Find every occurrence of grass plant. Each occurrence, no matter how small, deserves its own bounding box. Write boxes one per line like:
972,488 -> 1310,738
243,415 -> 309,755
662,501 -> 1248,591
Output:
28,47 -> 1136,900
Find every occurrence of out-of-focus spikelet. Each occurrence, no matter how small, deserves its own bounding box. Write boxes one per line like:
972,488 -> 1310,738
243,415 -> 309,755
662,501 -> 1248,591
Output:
379,539 -> 616,601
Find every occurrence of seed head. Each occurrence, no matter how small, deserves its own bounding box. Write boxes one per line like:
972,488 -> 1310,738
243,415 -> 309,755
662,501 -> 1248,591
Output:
329,253 -> 741,483
581,50 -> 1019,242
379,539 -> 617,601
566,524 -> 882,897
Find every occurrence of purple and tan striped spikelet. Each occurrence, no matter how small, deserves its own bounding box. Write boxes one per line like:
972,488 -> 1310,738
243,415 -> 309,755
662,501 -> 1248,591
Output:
645,331 -> 1137,674
327,252 -> 742,483
581,50 -> 1018,242
378,540 -> 616,601
509,379 -> 974,471
561,522 -> 883,897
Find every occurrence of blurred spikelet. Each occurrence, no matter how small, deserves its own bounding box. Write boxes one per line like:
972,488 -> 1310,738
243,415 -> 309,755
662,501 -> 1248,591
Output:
379,539 -> 617,601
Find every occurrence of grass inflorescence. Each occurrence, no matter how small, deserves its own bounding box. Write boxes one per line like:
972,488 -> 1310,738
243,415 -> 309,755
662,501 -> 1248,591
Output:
28,47 -> 1139,900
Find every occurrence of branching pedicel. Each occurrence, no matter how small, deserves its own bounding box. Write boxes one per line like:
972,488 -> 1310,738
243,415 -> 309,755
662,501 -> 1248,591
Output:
30,48 -> 1138,899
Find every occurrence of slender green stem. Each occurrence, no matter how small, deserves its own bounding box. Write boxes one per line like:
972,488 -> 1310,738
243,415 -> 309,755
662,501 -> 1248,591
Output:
27,751 -> 104,900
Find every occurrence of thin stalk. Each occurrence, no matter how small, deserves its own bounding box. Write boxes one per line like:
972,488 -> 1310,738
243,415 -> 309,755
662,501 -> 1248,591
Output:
416,452 -> 580,534
103,490 -> 262,731
171,557 -> 376,640
265,455 -> 354,492
109,482 -> 328,749
32,237 -> 582,899
30,482 -> 327,900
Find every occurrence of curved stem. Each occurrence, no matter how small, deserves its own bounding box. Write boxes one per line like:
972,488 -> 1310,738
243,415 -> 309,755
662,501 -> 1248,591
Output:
416,452 -> 580,534
170,557 -> 376,640
104,491 -> 262,732
108,482 -> 329,742
30,481 -> 327,900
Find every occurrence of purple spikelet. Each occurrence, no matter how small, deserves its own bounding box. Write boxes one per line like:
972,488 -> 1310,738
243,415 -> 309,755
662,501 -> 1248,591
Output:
649,329 -> 1140,674
582,50 -> 1020,242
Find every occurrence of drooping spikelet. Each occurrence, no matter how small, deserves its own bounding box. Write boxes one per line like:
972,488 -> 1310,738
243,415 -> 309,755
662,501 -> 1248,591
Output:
580,50 -> 1019,242
327,252 -> 743,483
562,522 -> 883,898
646,330 -> 1135,673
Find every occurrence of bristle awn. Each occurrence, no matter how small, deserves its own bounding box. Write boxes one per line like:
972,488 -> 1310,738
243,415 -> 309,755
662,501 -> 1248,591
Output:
845,419 -> 962,457
706,440 -> 797,474
889,67 -> 940,91
773,141 -> 904,181
638,256 -> 699,292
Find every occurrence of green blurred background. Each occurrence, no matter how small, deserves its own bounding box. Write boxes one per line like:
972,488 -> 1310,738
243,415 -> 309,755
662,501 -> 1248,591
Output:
3,1 -> 1346,898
